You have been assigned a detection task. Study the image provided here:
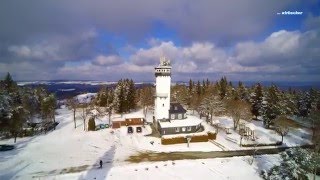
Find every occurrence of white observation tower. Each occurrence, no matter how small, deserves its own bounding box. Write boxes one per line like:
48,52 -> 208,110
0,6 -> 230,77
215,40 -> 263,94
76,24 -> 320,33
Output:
154,56 -> 171,121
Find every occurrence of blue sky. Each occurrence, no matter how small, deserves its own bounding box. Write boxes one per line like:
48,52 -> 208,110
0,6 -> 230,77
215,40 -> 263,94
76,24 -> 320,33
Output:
0,0 -> 319,82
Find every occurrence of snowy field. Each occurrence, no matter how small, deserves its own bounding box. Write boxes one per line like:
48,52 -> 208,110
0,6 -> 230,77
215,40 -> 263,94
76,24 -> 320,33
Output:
52,155 -> 280,180
0,104 -> 312,179
207,115 -> 312,151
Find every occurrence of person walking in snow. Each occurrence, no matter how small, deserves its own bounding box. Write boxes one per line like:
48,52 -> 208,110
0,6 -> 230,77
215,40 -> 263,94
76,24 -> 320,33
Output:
99,160 -> 103,168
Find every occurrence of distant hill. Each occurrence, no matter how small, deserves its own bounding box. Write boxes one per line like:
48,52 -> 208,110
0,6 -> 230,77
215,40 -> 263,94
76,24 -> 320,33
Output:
18,80 -> 319,100
18,80 -> 154,100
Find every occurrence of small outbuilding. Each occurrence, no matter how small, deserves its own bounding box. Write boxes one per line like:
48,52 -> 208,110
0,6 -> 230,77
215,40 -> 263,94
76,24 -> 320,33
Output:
112,120 -> 126,129
125,118 -> 144,126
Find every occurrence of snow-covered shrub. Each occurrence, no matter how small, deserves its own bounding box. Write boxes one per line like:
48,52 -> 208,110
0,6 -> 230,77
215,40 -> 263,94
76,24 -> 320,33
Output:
88,117 -> 96,131
261,148 -> 315,180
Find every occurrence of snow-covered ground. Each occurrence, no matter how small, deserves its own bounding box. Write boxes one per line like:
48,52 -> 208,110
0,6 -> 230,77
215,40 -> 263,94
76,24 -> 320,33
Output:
207,115 -> 312,150
52,155 -> 280,180
0,106 -> 311,179
75,93 -> 97,104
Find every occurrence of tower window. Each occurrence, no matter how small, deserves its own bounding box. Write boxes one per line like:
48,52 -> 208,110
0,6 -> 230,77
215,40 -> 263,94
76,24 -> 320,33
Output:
162,104 -> 164,107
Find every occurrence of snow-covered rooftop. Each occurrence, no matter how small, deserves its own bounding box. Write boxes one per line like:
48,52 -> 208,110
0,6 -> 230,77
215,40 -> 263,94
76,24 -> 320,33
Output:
159,116 -> 202,128
111,109 -> 145,122
123,111 -> 145,119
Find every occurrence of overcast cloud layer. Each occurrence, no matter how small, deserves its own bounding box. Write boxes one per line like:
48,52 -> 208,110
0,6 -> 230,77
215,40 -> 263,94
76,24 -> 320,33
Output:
0,0 -> 319,82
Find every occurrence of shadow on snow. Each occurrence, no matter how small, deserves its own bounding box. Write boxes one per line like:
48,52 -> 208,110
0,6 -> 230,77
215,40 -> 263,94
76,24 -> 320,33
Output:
78,145 -> 116,180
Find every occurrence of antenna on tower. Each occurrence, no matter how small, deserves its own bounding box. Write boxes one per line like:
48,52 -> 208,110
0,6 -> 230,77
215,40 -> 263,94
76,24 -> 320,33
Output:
159,54 -> 170,66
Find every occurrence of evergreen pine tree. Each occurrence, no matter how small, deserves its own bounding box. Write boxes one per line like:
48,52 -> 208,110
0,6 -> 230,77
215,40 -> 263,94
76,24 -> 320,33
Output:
262,148 -> 317,180
297,92 -> 310,117
10,106 -> 26,143
123,79 -> 129,112
310,88 -> 319,111
128,79 -> 136,111
88,117 -> 96,131
188,79 -> 194,107
113,79 -> 121,113
282,92 -> 298,115
3,72 -> 17,93
202,79 -> 206,94
218,76 -> 228,99
97,86 -> 109,107
196,80 -> 201,96
41,94 -> 57,123
0,74 -> 27,142
260,84 -> 282,128
250,83 -> 263,119
206,78 -> 210,87
237,81 -> 248,101
188,79 -> 193,94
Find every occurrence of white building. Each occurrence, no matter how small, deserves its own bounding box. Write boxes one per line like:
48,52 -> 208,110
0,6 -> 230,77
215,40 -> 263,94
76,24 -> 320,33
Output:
154,57 -> 203,135
154,56 -> 171,121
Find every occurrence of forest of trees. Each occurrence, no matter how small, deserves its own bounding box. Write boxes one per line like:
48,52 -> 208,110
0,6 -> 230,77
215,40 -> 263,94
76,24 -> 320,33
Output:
0,73 -> 57,142
262,148 -> 320,180
171,77 -> 320,129
94,76 -> 320,135
2,72 -> 320,146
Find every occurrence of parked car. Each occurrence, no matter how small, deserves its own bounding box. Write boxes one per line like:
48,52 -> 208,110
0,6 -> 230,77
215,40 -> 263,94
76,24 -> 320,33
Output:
127,126 -> 133,133
0,145 -> 15,151
136,127 -> 142,133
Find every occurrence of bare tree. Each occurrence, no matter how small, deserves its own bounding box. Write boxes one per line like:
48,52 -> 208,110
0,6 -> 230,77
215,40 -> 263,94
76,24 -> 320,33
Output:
67,97 -> 78,129
274,116 -> 291,144
139,87 -> 154,118
200,95 -> 225,125
102,92 -> 113,126
79,102 -> 91,131
226,99 -> 251,130
96,87 -> 113,126
106,105 -> 113,126
190,95 -> 202,115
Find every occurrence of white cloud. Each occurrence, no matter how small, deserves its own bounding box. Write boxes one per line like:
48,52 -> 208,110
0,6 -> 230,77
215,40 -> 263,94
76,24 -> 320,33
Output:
1,29 -> 319,82
92,55 -> 123,66
130,41 -> 179,66
233,29 -> 319,69
305,14 -> 320,30
0,0 -> 303,45
7,29 -> 98,62
8,44 -> 61,60
124,29 -> 320,81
